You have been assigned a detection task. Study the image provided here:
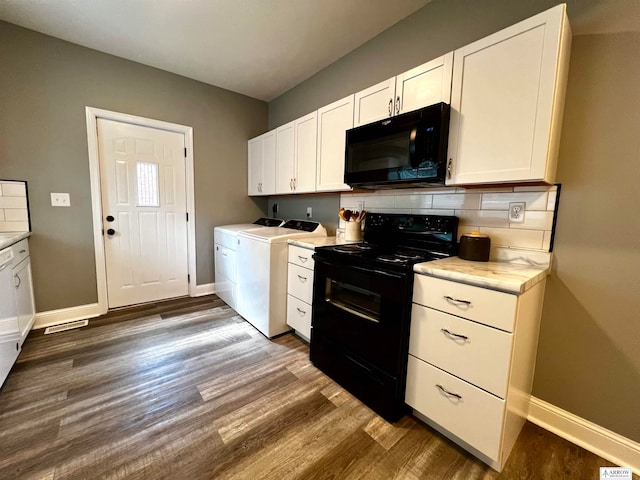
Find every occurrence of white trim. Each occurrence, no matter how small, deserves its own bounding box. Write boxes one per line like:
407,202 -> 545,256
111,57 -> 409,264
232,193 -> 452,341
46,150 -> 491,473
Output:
528,396 -> 640,474
193,283 -> 215,297
33,303 -> 103,329
85,107 -> 197,313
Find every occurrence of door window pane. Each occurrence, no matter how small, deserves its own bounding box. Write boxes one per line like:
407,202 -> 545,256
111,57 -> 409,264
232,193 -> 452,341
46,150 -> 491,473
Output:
136,162 -> 159,207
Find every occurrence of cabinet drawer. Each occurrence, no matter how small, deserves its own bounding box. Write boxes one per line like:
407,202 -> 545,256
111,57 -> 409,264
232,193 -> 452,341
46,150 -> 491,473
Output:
215,243 -> 236,282
286,294 -> 311,339
11,239 -> 29,264
410,304 -> 512,398
288,245 -> 315,270
406,356 -> 505,461
413,274 -> 517,332
287,263 -> 313,304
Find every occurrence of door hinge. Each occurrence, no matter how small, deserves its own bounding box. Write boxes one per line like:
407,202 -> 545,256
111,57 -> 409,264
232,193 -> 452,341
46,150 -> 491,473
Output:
188,274 -> 191,283
184,147 -> 187,157
186,212 -> 189,222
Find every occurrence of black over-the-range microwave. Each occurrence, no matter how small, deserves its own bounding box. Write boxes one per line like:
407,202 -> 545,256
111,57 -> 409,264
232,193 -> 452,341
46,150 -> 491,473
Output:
344,102 -> 450,189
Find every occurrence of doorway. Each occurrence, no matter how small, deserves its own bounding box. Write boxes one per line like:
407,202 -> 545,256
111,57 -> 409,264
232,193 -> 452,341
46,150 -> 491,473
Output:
86,108 -> 196,313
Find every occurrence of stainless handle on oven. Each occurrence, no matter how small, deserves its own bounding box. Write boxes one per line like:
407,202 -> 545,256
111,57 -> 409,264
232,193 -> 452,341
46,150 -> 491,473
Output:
436,384 -> 462,399
443,295 -> 471,306
441,328 -> 468,341
297,274 -> 307,282
296,307 -> 306,316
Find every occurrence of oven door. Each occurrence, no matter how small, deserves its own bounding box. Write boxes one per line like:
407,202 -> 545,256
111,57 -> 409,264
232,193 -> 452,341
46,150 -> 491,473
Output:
310,257 -> 412,375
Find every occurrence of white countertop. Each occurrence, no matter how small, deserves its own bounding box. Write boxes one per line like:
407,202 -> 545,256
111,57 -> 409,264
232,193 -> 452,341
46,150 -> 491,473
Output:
414,249 -> 552,295
0,232 -> 31,251
288,236 -> 355,250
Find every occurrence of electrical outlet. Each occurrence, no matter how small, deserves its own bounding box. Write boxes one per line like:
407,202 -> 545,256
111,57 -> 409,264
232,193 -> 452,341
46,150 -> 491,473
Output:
51,192 -> 71,207
306,207 -> 312,218
357,201 -> 365,212
272,203 -> 279,214
509,202 -> 525,223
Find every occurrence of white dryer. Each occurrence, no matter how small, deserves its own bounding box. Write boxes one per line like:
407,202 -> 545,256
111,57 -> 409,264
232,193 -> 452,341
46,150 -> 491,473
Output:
237,220 -> 327,338
214,217 -> 283,310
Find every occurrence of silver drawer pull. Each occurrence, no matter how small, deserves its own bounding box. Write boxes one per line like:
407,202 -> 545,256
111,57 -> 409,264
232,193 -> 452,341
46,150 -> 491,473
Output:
296,307 -> 306,316
19,249 -> 27,254
297,275 -> 307,282
222,251 -> 227,256
436,384 -> 462,400
440,328 -> 468,341
443,295 -> 471,306
297,255 -> 308,263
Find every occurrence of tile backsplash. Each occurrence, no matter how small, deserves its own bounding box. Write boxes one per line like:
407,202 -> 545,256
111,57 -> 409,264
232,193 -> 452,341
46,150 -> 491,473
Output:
339,185 -> 558,252
0,180 -> 30,232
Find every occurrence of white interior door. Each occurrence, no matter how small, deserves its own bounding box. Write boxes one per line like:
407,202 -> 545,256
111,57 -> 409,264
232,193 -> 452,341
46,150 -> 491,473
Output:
97,118 -> 189,308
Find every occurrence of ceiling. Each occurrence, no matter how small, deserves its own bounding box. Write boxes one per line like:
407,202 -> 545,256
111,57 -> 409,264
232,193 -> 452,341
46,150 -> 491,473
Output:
0,0 -> 432,101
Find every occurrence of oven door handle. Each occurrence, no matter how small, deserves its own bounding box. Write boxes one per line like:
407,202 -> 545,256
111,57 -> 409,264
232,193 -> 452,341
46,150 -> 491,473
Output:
316,258 -> 405,280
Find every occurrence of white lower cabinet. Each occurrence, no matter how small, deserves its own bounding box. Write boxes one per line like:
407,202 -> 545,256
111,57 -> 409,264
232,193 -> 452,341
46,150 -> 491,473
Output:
407,273 -> 546,471
286,245 -> 315,340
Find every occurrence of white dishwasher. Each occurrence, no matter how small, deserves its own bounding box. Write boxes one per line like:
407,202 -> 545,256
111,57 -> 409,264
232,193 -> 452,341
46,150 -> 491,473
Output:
0,247 -> 20,388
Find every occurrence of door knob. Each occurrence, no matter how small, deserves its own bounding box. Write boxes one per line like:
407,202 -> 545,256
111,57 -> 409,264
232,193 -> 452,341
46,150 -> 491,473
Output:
107,228 -> 116,235
106,215 -> 115,222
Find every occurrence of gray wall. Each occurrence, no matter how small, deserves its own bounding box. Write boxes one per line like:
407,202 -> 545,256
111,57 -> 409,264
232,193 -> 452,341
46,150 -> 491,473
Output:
0,21 -> 268,311
268,195 -> 339,236
268,0 -> 640,442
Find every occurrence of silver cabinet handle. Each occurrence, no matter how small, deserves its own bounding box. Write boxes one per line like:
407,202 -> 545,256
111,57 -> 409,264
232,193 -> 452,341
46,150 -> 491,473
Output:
297,275 -> 307,282
441,328 -> 469,341
297,255 -> 308,263
222,251 -> 227,257
388,98 -> 393,116
293,178 -> 297,190
447,159 -> 453,179
14,273 -> 21,289
19,249 -> 26,254
296,307 -> 307,316
436,384 -> 462,399
444,295 -> 471,306
395,95 -> 400,114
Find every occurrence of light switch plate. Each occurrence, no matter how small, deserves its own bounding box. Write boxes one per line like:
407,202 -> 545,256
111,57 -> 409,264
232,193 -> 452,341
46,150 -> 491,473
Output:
51,192 -> 71,207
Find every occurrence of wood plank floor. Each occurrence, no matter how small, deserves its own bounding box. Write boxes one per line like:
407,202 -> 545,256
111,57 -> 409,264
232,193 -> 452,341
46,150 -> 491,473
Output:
0,295 -> 631,479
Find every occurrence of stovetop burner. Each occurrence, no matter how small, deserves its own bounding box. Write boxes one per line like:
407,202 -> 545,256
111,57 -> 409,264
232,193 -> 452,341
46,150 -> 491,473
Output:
332,243 -> 374,254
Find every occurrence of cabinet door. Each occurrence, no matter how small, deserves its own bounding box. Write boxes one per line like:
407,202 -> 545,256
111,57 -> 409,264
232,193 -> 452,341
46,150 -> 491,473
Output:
396,52 -> 453,114
293,111 -> 317,193
316,95 -> 354,192
261,130 -> 277,195
353,77 -> 396,127
447,4 -> 570,186
247,136 -> 262,196
13,259 -> 35,344
276,121 -> 295,194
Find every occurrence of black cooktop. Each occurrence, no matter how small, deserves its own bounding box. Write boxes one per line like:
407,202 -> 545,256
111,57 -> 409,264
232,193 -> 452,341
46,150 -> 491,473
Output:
314,213 -> 458,272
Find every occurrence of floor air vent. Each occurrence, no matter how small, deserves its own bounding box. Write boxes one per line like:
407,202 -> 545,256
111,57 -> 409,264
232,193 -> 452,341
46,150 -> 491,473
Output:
44,320 -> 89,335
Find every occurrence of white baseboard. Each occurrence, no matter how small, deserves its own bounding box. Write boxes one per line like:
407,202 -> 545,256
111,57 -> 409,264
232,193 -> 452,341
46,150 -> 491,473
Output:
528,396 -> 640,474
192,283 -> 215,297
33,303 -> 104,329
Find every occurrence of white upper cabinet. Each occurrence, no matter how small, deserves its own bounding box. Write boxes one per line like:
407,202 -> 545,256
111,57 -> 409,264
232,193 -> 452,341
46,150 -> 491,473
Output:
294,111 -> 318,193
396,53 -> 453,113
353,53 -> 453,127
275,112 -> 318,194
316,94 -> 354,192
247,130 -> 276,196
446,4 -> 572,186
353,77 -> 396,127
276,121 -> 295,193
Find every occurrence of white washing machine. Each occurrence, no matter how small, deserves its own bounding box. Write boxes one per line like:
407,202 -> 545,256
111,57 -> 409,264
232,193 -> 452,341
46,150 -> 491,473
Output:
237,220 -> 327,338
214,217 -> 283,310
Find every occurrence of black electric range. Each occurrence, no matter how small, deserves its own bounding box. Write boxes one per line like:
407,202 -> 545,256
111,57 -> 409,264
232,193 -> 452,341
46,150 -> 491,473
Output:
310,213 -> 458,421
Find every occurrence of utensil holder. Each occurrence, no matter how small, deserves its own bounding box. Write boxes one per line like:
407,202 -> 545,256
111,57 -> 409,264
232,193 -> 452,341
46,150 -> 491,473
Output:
345,221 -> 362,241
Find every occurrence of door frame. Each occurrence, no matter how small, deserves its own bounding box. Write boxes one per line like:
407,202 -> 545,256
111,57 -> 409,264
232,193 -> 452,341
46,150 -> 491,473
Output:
85,106 -> 196,315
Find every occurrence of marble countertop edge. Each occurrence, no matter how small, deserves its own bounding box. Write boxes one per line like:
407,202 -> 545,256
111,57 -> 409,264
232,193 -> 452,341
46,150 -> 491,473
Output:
0,231 -> 31,251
